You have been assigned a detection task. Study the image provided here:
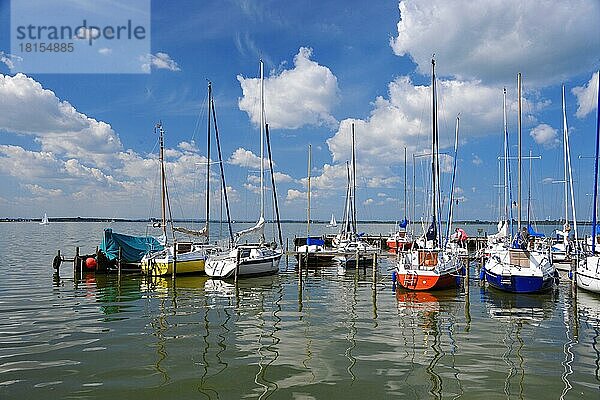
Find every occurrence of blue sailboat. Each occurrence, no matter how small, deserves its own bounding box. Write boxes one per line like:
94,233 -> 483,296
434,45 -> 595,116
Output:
483,74 -> 556,293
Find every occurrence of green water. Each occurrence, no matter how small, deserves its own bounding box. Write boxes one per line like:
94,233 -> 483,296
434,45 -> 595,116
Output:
0,222 -> 598,399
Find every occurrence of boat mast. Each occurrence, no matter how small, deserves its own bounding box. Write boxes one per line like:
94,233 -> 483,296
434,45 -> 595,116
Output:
206,82 -> 212,242
260,60 -> 265,242
404,146 -> 407,223
445,114 -> 460,245
158,122 -> 167,242
307,144 -> 312,240
527,149 -> 532,226
431,58 -> 438,247
351,123 -> 357,235
593,71 -> 600,253
517,72 -> 522,233
563,84 -> 578,248
503,87 -> 509,228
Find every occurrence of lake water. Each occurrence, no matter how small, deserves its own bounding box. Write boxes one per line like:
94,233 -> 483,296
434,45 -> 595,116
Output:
0,222 -> 598,399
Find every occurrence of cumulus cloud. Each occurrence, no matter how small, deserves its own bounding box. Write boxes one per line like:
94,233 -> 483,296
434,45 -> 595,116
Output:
140,52 -> 181,72
228,147 -> 262,169
286,189 -> 305,202
390,0 -> 600,85
238,47 -> 339,129
472,154 -> 483,165
0,74 -> 229,218
530,123 -> 559,148
0,73 -> 122,167
572,71 -> 599,118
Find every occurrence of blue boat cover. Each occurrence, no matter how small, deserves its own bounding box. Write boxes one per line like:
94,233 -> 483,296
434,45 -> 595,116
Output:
99,228 -> 163,262
399,218 -> 408,228
306,237 -> 325,246
527,224 -> 545,238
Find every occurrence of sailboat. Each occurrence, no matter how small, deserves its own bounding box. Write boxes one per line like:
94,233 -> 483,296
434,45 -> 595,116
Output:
327,214 -> 337,228
386,147 -> 412,253
205,60 -> 283,279
393,58 -> 464,291
577,70 -> 600,293
141,88 -> 220,276
552,86 -> 577,269
482,73 -> 556,293
39,213 -> 49,225
332,123 -> 378,268
295,144 -> 334,266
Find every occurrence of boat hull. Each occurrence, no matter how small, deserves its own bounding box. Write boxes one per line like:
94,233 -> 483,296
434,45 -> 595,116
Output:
395,270 -> 460,291
577,255 -> 600,294
206,248 -> 282,278
484,269 -> 554,293
483,247 -> 556,293
141,257 -> 205,276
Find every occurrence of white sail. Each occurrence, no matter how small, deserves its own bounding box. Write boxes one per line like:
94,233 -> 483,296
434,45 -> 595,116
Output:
234,216 -> 265,243
328,214 -> 337,227
173,225 -> 208,237
40,213 -> 49,225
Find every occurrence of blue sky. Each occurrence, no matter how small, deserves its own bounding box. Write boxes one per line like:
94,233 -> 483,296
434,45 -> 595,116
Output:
0,0 -> 599,222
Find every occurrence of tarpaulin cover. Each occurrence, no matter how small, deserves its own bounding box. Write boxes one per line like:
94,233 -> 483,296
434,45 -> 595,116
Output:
99,228 -> 164,262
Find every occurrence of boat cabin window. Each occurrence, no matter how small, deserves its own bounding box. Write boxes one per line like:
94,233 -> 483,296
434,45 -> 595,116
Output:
418,250 -> 438,267
176,242 -> 193,254
240,249 -> 251,258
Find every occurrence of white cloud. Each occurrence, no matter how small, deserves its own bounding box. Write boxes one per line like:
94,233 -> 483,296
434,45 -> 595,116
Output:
472,154 -> 483,165
140,52 -> 181,72
228,147 -> 262,169
238,47 -> 339,129
22,184 -> 63,197
0,73 -> 122,167
363,198 -> 374,206
98,48 -> 112,55
572,71 -> 599,118
530,123 -> 559,148
286,189 -> 305,202
390,0 -> 600,85
0,52 -> 22,70
178,140 -> 199,153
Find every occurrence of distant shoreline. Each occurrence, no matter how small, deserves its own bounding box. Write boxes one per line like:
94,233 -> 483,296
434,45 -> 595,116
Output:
0,217 -> 591,225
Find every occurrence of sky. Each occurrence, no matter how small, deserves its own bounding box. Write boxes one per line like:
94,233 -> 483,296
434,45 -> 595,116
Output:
0,0 -> 599,223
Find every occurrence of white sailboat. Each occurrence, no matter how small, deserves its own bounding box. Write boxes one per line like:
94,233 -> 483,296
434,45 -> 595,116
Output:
205,60 -> 283,279
332,123 -> 378,268
39,213 -> 49,225
577,70 -> 600,293
327,214 -> 337,228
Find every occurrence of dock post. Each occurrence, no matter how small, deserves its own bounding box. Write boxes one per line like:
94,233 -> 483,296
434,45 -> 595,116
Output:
53,249 -> 61,275
172,242 -> 177,281
355,249 -> 359,270
372,253 -> 377,287
117,246 -> 122,279
286,237 -> 289,266
73,246 -> 80,278
235,248 -> 240,286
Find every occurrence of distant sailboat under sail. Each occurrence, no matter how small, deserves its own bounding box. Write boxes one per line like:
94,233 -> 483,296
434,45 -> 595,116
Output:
327,214 -> 337,228
40,213 -> 49,225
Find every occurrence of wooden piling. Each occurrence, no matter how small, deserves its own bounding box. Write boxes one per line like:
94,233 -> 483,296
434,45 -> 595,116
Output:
372,253 -> 377,286
172,242 -> 177,281
117,246 -> 122,278
234,248 -> 240,286
74,246 -> 80,277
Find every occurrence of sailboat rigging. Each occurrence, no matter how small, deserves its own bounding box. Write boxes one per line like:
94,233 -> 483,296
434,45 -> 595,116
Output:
393,58 -> 464,291
205,60 -> 283,279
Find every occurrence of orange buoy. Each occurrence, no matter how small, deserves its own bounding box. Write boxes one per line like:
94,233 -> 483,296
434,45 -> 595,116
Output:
85,257 -> 97,269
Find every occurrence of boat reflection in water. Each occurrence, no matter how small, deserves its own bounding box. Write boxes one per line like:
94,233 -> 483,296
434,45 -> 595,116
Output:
575,290 -> 600,385
394,287 -> 465,398
482,287 -> 557,399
